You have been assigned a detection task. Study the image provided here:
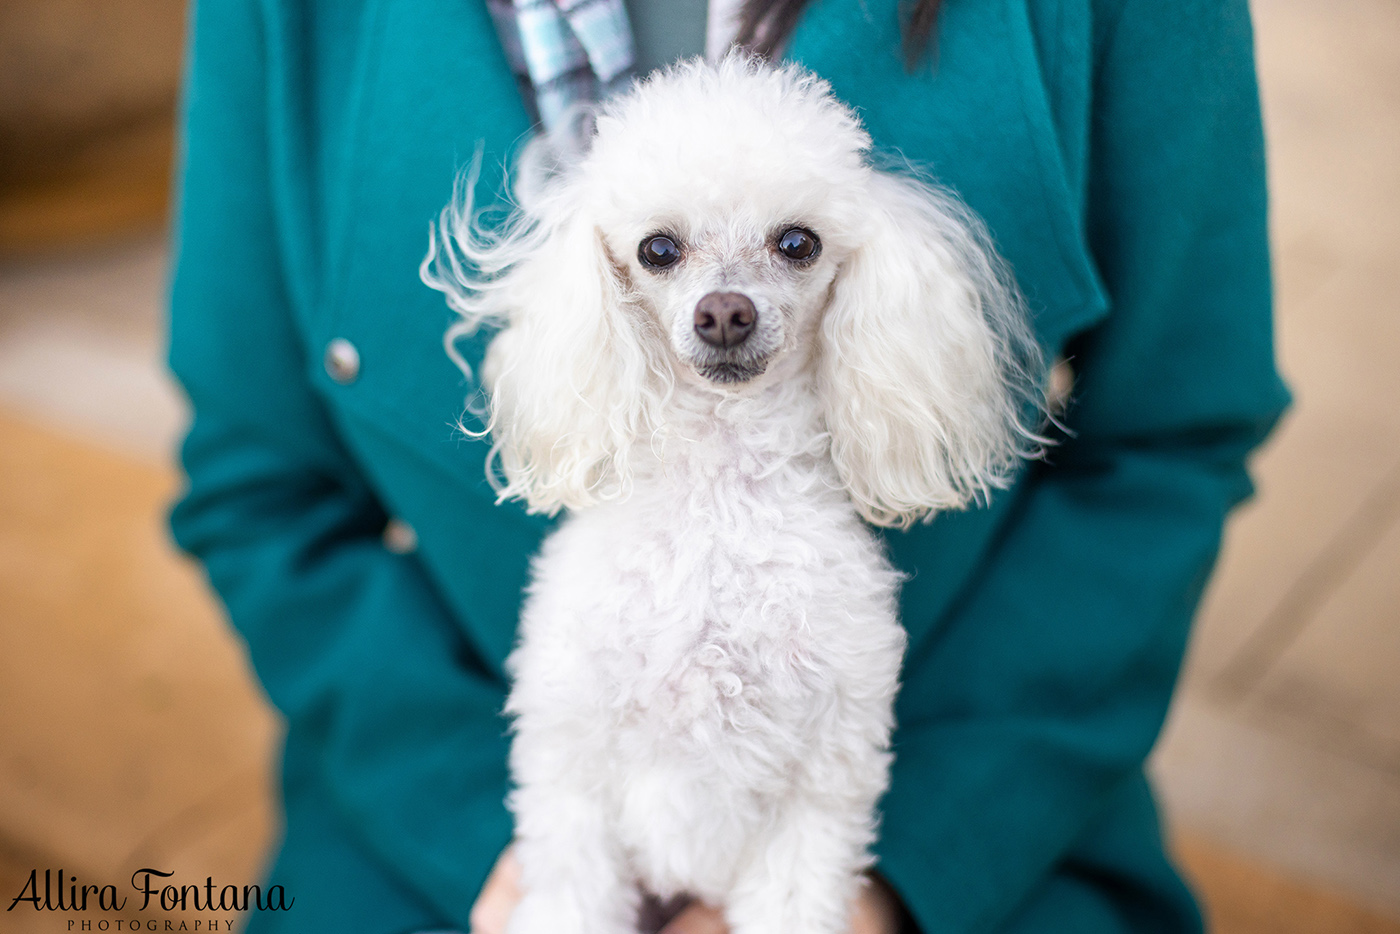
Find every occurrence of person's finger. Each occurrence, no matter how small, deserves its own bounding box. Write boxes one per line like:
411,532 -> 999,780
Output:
469,845 -> 523,934
657,900 -> 729,934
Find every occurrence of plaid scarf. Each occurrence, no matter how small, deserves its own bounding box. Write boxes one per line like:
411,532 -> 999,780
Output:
486,0 -> 638,133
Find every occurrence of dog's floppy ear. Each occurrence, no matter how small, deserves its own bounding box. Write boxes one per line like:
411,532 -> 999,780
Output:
481,207 -> 667,514
818,171 -> 1045,528
424,157 -> 668,515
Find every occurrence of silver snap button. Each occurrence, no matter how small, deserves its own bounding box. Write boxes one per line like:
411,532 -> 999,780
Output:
324,338 -> 360,384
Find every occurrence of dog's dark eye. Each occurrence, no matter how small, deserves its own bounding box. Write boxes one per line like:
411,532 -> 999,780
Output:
639,235 -> 682,269
777,227 -> 820,262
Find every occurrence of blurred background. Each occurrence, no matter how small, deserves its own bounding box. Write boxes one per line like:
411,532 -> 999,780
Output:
0,0 -> 1396,931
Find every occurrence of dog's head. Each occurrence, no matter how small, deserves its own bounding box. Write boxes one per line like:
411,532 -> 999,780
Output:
425,55 -> 1044,525
561,59 -> 871,391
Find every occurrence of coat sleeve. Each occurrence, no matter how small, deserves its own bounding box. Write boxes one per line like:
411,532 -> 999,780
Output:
872,1 -> 1290,930
167,2 -> 512,926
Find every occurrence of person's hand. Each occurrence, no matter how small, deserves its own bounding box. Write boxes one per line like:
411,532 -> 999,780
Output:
469,845 -> 523,934
469,844 -> 905,934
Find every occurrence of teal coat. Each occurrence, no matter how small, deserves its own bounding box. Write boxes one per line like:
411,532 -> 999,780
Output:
168,1 -> 1288,931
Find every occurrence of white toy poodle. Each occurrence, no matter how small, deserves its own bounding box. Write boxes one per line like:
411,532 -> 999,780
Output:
423,54 -> 1043,934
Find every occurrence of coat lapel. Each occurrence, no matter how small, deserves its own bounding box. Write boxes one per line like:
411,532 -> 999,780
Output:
316,0 -> 533,488
788,0 -> 1106,349
787,0 -> 1107,647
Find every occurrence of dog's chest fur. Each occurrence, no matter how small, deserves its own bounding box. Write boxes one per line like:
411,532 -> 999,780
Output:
504,380 -> 906,898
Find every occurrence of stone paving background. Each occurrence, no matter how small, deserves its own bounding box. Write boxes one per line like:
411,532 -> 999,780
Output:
0,0 -> 1397,931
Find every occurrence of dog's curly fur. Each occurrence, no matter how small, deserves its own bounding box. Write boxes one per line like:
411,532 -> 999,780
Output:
424,55 -> 1043,934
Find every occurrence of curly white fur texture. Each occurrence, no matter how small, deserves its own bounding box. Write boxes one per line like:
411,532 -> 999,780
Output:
423,55 -> 1044,934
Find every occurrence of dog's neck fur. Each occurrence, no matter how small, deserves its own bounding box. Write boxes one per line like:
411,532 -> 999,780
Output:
633,346 -> 837,497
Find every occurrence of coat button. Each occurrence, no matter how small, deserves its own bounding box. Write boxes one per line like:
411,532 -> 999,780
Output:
324,338 -> 360,384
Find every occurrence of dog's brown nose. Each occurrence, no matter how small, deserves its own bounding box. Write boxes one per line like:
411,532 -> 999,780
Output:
694,292 -> 756,349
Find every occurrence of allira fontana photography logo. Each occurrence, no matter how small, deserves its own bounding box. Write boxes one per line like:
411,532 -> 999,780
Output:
8,868 -> 293,930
